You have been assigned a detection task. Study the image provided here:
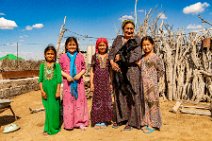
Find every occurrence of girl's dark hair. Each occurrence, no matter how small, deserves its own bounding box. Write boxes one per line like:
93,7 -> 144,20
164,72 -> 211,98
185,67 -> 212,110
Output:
65,37 -> 79,53
122,20 -> 135,30
44,45 -> 57,62
141,36 -> 155,46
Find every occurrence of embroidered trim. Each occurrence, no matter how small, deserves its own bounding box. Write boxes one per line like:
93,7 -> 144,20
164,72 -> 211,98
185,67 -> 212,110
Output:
96,54 -> 108,68
44,62 -> 54,80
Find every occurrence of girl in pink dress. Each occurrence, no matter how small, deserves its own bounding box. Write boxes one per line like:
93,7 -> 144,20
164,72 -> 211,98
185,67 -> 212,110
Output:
59,37 -> 89,130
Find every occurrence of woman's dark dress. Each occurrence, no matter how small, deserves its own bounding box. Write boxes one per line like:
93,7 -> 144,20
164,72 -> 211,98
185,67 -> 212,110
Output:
108,35 -> 144,128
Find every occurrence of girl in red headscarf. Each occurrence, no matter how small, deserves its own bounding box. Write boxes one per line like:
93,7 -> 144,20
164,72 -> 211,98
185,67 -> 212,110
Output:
90,38 -> 113,129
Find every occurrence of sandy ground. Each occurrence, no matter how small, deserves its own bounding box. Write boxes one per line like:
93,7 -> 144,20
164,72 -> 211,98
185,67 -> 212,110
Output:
0,90 -> 212,141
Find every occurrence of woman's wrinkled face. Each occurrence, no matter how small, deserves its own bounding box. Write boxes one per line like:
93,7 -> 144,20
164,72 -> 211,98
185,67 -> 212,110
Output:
142,40 -> 154,54
45,49 -> 55,62
123,23 -> 134,39
66,40 -> 77,54
98,42 -> 107,54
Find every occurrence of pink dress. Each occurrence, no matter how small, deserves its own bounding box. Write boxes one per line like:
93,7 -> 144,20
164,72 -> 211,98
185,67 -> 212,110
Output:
59,52 -> 89,129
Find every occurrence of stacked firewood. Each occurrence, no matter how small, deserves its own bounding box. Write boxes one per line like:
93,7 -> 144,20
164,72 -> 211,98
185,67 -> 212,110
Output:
139,9 -> 212,103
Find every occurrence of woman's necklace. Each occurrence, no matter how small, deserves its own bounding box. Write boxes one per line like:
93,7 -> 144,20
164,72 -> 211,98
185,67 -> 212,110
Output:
97,54 -> 108,68
44,62 -> 54,80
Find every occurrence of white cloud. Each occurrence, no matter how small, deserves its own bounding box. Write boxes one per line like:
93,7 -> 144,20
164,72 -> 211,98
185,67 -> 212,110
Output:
19,39 -> 25,42
187,24 -> 203,32
25,25 -> 33,30
0,42 -> 17,47
19,35 -> 28,39
138,9 -> 144,13
183,2 -> 210,14
32,23 -> 44,29
0,17 -> 18,30
119,15 -> 134,21
25,23 -> 44,30
158,12 -> 167,19
0,13 -> 5,16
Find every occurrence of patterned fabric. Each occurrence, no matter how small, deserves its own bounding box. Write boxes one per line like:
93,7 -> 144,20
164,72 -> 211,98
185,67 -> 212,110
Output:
108,35 -> 144,129
44,62 -> 54,80
66,52 -> 78,99
90,54 -> 113,126
140,53 -> 165,129
59,53 -> 89,129
38,63 -> 62,135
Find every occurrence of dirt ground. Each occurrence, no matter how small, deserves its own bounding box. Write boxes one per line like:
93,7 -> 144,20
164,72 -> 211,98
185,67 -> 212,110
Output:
0,90 -> 212,141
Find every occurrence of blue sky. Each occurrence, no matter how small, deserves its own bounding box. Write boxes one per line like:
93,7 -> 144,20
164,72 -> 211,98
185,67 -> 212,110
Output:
0,0 -> 211,60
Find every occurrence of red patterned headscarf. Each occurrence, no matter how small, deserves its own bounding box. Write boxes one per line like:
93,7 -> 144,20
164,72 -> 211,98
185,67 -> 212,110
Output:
95,38 -> 108,53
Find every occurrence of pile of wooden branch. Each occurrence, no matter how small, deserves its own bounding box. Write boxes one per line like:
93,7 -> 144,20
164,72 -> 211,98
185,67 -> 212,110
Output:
170,101 -> 212,117
138,9 -> 212,103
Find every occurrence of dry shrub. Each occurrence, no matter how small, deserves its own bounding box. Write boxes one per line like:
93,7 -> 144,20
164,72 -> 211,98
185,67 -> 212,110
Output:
0,59 -> 43,71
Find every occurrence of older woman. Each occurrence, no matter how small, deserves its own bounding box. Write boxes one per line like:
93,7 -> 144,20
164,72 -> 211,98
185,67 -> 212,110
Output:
109,20 -> 143,130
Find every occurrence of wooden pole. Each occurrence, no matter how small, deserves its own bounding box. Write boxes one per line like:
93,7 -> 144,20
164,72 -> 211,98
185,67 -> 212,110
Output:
56,16 -> 67,61
134,0 -> 138,32
17,42 -> 18,68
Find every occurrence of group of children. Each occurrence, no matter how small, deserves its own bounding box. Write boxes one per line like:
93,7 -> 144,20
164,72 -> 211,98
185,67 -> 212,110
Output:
38,35 -> 164,135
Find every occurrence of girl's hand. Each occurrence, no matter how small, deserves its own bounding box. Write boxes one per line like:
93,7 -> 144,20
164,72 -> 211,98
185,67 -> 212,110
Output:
41,90 -> 47,99
115,54 -> 121,62
110,84 -> 113,92
136,59 -> 142,67
74,74 -> 81,81
111,62 -> 121,72
90,84 -> 94,92
67,75 -> 74,82
55,91 -> 60,99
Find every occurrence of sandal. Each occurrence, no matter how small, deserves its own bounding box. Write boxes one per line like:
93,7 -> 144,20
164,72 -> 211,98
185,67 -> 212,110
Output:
79,125 -> 86,131
3,123 -> 20,134
100,123 -> 106,129
94,123 -> 101,130
112,122 -> 118,129
145,127 -> 155,134
123,125 -> 132,131
141,126 -> 149,133
43,131 -> 48,136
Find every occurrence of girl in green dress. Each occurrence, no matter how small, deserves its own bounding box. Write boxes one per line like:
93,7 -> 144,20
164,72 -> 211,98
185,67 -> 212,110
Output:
38,45 -> 62,135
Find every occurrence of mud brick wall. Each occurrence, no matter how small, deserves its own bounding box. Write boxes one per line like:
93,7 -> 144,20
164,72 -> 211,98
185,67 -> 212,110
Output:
0,77 -> 39,98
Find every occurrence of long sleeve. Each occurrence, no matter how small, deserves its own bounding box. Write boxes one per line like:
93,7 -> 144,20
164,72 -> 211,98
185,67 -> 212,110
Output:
128,45 -> 142,64
129,36 -> 142,64
38,63 -> 44,83
81,54 -> 86,71
108,35 -> 123,61
56,63 -> 62,84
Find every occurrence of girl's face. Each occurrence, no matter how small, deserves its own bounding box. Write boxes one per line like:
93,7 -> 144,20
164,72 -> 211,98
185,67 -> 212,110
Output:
45,49 -> 55,62
142,40 -> 154,54
66,40 -> 77,53
98,42 -> 107,54
123,23 -> 134,39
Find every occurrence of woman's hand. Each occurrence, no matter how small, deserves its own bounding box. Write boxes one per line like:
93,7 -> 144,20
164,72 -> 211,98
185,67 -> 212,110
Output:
136,59 -> 142,67
67,75 -> 74,82
41,90 -> 47,99
55,91 -> 60,99
111,61 -> 121,72
115,54 -> 121,62
90,83 -> 94,92
74,74 -> 81,81
110,84 -> 113,92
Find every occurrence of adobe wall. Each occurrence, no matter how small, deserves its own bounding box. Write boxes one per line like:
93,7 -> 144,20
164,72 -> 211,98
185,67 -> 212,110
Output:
0,77 -> 39,98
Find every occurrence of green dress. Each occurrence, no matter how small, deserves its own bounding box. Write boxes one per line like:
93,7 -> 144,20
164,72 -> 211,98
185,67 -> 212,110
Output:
38,62 -> 62,135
